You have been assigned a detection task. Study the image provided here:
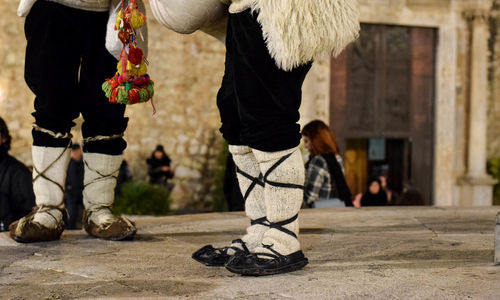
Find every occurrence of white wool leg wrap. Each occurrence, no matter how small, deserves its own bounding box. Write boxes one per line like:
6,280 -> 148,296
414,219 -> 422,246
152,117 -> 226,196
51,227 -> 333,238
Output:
32,146 -> 71,228
228,145 -> 267,253
83,153 -> 122,226
252,147 -> 304,256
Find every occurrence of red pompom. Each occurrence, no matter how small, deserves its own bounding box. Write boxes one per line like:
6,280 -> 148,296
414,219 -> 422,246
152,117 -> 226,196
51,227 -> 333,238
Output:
133,76 -> 147,86
128,88 -> 140,104
118,30 -> 130,44
128,46 -> 143,65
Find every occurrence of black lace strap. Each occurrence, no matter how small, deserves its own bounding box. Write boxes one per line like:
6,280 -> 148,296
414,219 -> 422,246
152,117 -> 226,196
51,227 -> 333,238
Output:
231,238 -> 249,253
216,239 -> 249,255
250,216 -> 269,226
263,152 -> 304,190
235,166 -> 264,201
253,244 -> 285,260
269,214 -> 299,239
253,251 -> 281,260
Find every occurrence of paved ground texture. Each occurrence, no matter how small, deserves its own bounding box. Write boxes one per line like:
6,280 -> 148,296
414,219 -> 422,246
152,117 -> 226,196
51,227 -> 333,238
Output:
1,207 -> 499,299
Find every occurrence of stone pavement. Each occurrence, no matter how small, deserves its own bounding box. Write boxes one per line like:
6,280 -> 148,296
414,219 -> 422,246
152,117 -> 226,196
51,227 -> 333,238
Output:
1,207 -> 499,299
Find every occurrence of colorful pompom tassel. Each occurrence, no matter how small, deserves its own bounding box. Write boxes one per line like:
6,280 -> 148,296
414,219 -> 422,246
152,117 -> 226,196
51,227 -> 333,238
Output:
103,0 -> 154,107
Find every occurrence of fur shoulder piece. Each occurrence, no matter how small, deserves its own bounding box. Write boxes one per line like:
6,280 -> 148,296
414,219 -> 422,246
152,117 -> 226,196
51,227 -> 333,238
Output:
252,0 -> 360,71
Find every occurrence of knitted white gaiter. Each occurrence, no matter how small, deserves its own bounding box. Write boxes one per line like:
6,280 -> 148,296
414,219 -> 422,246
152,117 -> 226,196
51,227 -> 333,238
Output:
252,147 -> 304,257
228,145 -> 267,254
83,153 -> 122,226
32,146 -> 71,228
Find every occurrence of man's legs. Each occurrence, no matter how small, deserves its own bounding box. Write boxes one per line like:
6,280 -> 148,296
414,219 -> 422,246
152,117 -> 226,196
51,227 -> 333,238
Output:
192,23 -> 268,265
223,10 -> 312,275
10,1 -> 81,243
79,9 -> 135,240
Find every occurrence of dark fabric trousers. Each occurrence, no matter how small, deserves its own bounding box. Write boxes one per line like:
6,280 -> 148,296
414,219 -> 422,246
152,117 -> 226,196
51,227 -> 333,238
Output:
217,10 -> 312,152
24,1 -> 128,155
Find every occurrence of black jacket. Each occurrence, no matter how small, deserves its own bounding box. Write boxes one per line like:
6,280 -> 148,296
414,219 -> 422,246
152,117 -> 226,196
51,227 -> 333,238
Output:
321,153 -> 353,206
0,148 -> 35,231
147,154 -> 173,185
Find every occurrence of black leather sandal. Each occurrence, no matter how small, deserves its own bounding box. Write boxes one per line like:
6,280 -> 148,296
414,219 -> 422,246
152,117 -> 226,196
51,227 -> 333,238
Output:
192,238 -> 249,267
225,249 -> 308,276
225,213 -> 308,276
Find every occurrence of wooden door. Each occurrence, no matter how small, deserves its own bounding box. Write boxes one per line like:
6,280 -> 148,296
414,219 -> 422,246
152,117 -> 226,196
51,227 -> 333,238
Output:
330,24 -> 436,204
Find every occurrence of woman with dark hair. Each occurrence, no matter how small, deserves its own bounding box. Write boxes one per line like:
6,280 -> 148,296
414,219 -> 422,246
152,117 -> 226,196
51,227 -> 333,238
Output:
302,120 -> 352,208
361,178 -> 388,206
147,145 -> 175,187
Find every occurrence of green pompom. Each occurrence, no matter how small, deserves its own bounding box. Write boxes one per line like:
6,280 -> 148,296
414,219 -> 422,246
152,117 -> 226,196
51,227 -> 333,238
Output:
147,80 -> 154,98
117,86 -> 129,104
102,81 -> 112,98
125,81 -> 133,92
139,88 -> 149,102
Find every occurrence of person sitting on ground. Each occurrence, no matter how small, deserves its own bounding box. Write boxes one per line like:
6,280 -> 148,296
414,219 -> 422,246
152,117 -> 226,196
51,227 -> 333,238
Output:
0,117 -> 35,231
302,120 -> 352,208
65,143 -> 84,230
360,178 -> 388,206
147,145 -> 175,187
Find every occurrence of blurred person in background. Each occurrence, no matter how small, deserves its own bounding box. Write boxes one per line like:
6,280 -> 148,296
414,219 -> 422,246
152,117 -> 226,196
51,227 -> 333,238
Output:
360,178 -> 388,207
65,143 -> 84,229
0,117 -> 35,231
147,145 -> 175,190
379,175 -> 396,205
302,120 -> 352,208
115,160 -> 132,196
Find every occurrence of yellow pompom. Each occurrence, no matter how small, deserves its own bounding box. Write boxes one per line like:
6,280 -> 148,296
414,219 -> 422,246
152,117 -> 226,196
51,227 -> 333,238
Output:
130,9 -> 145,29
115,10 -> 124,29
127,61 -> 147,76
125,61 -> 132,72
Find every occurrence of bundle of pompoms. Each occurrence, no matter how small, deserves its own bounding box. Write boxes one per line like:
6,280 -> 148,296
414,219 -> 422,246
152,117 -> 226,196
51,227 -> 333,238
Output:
102,0 -> 154,106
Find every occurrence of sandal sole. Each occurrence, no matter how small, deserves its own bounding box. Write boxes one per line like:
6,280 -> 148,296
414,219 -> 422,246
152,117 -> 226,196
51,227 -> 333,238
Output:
226,258 -> 309,276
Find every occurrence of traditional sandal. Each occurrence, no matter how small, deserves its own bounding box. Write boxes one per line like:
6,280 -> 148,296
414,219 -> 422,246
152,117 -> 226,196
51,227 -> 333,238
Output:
192,238 -> 250,267
9,206 -> 66,243
225,213 -> 308,276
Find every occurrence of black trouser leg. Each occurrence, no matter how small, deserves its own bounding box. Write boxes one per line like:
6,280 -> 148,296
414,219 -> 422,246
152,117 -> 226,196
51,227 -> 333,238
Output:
218,9 -> 312,152
79,7 -> 128,155
24,1 -> 128,154
216,20 -> 244,146
25,1 -> 80,147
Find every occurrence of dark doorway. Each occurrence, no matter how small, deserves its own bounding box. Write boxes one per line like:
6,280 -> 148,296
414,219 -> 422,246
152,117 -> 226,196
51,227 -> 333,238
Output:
330,24 -> 436,205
